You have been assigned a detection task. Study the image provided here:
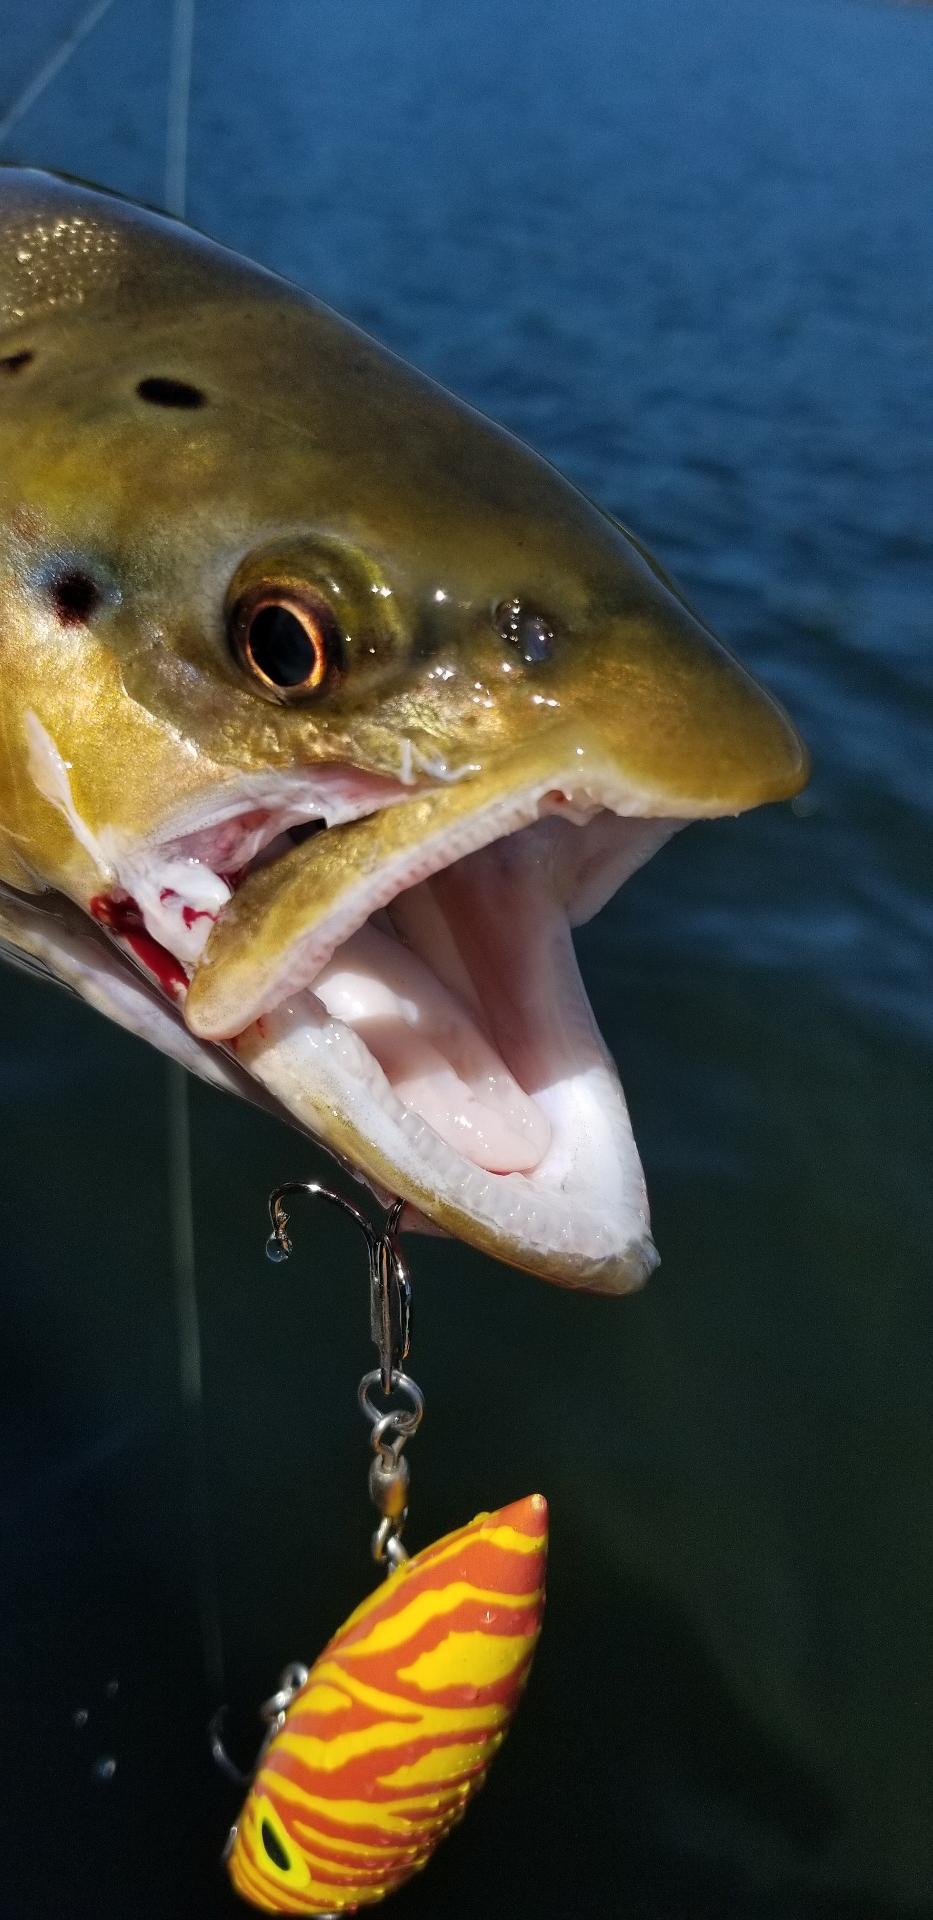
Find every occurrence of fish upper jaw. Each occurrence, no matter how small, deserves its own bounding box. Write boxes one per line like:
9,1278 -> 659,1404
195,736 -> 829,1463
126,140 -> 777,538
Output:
182,727 -> 687,1038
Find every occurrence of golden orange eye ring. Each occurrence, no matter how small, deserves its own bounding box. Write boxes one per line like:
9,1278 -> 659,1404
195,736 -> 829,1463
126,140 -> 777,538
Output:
228,588 -> 339,701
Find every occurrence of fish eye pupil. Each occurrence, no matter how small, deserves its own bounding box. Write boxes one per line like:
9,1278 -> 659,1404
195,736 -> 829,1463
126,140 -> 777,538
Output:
496,598 -> 555,665
260,1818 -> 291,1872
247,605 -> 319,687
230,591 -> 338,700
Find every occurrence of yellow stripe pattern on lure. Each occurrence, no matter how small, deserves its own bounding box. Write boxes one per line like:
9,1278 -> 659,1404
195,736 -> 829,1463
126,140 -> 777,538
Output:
228,1495 -> 547,1913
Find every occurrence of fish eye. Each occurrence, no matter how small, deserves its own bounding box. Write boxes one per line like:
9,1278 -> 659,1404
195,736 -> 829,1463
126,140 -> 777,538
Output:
228,590 -> 340,701
495,598 -> 556,665
260,1818 -> 292,1872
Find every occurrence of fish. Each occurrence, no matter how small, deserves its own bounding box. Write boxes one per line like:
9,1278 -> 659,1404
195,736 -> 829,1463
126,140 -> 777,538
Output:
226,1494 -> 548,1914
0,168 -> 807,1293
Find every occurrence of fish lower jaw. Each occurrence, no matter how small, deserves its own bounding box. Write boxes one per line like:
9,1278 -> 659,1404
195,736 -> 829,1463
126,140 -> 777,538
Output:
232,981 -> 658,1291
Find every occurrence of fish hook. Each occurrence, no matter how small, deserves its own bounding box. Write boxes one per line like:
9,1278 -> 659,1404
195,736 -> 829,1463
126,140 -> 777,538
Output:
207,1705 -> 251,1787
209,1660 -> 310,1785
267,1181 -> 411,1393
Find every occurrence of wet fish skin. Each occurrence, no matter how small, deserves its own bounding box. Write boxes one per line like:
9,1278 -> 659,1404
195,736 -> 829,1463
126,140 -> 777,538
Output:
0,168 -> 806,1288
0,170 -> 803,901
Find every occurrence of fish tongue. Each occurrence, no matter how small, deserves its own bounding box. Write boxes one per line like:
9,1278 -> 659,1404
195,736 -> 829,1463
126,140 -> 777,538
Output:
310,919 -> 550,1173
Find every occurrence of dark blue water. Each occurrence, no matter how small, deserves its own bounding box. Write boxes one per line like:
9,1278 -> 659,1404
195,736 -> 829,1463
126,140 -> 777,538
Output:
1,1 -> 932,1914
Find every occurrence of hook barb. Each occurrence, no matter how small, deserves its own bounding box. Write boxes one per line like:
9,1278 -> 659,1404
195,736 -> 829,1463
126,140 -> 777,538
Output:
266,1180 -> 378,1264
208,1705 -> 253,1787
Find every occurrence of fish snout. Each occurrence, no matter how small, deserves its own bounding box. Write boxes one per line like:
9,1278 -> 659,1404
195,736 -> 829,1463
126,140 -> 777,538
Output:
468,567 -> 808,818
566,592 -> 808,815
388,507 -> 807,818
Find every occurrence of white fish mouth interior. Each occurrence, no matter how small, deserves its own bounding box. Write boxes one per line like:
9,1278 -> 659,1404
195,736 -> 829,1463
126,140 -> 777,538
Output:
107,775 -> 685,1283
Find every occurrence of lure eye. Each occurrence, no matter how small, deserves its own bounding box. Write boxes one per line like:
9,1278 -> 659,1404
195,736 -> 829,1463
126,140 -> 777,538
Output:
495,598 -> 556,665
260,1819 -> 292,1872
229,591 -> 339,701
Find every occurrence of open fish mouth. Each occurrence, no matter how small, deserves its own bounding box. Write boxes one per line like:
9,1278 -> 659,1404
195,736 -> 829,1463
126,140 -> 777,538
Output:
76,738 -> 699,1293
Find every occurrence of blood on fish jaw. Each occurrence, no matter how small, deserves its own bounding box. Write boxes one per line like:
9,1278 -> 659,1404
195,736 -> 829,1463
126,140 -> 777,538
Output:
89,892 -> 189,1001
160,888 -> 217,934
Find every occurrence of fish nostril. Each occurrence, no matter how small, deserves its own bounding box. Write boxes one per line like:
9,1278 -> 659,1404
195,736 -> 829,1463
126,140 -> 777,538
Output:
0,349 -> 34,374
47,569 -> 103,625
494,598 -> 556,665
136,375 -> 205,409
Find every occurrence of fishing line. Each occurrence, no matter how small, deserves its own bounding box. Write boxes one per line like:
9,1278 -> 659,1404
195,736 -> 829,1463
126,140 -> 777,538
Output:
164,0 -> 194,219
0,0 -> 120,146
165,1060 -> 226,1703
162,0 -> 227,1706
0,0 -> 223,1704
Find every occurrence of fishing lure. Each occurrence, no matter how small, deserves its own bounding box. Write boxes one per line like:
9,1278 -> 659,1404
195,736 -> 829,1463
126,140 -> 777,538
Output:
216,1185 -> 547,1915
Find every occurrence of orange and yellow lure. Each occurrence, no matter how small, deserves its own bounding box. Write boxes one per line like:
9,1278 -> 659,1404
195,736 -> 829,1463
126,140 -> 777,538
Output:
227,1493 -> 548,1914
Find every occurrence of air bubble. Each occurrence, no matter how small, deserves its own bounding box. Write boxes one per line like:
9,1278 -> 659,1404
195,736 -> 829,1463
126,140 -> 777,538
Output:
265,1235 -> 289,1264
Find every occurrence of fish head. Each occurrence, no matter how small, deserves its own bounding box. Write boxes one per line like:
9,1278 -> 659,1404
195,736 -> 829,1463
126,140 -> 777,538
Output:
0,168 -> 807,1291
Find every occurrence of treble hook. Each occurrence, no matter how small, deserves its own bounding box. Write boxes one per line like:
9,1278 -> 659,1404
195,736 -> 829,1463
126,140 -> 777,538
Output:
208,1705 -> 252,1787
266,1181 -> 411,1393
209,1661 -> 310,1786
